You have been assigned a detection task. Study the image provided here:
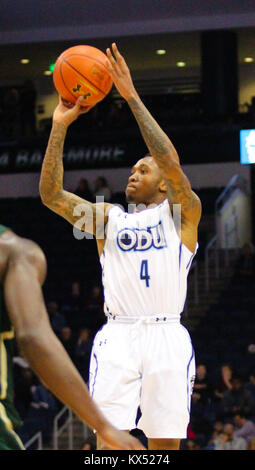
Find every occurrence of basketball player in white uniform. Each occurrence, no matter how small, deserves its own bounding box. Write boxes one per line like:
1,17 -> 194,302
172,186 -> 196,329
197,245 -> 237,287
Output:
39,43 -> 201,451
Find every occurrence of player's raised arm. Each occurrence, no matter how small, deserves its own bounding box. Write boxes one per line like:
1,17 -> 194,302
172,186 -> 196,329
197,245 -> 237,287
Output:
39,96 -> 112,236
105,43 -> 201,226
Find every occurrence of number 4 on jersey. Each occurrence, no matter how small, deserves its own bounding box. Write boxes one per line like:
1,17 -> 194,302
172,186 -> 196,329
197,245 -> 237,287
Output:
140,259 -> 150,287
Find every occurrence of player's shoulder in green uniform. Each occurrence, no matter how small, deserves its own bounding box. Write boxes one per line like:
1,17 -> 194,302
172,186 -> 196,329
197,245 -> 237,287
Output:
0,224 -> 10,235
0,223 -> 25,449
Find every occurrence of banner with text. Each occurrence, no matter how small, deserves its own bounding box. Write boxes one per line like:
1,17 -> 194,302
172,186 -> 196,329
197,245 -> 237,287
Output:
0,140 -> 147,174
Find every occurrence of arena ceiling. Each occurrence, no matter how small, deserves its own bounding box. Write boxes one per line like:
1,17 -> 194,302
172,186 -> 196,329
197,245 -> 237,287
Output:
0,0 -> 255,83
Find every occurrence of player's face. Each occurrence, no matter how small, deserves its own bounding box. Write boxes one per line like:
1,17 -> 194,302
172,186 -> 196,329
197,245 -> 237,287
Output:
125,157 -> 165,205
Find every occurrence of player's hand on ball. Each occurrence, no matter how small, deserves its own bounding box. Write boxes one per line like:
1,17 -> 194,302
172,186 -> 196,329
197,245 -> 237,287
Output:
53,95 -> 94,127
105,43 -> 137,101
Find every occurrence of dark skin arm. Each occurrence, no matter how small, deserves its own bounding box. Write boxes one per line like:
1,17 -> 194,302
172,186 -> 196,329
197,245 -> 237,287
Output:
39,96 -> 112,255
105,43 -> 202,253
0,231 -> 144,450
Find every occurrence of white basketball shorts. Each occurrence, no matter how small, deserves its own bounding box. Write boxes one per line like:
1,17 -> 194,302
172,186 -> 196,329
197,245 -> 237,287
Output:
89,317 -> 196,439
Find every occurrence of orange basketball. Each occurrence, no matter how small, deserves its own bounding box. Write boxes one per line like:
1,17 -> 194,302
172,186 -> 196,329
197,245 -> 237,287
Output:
53,45 -> 113,106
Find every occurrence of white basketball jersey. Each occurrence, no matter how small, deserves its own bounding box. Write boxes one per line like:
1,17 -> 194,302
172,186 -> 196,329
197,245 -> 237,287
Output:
100,198 -> 198,320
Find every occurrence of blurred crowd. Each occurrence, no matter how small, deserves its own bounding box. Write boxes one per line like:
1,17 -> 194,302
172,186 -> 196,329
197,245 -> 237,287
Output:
183,246 -> 255,450
3,81 -> 255,145
183,363 -> 255,450
73,176 -> 112,202
14,273 -> 255,450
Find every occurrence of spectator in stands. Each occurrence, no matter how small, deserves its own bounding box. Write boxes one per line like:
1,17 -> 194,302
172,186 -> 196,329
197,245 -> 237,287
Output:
94,176 -> 112,202
186,421 -> 197,440
59,326 -> 75,359
74,178 -> 93,201
61,281 -> 84,330
71,280 -> 82,303
213,363 -> 233,401
233,413 -> 255,446
13,365 -> 35,421
213,422 -> 247,450
184,439 -> 201,450
74,328 -> 93,383
192,363 -> 212,405
87,284 -> 103,308
85,284 -> 105,332
220,376 -> 255,419
186,419 -> 210,449
47,301 -> 67,336
19,383 -> 57,445
245,371 -> 255,400
63,281 -> 83,309
30,384 -> 57,414
190,364 -> 214,443
204,420 -> 224,450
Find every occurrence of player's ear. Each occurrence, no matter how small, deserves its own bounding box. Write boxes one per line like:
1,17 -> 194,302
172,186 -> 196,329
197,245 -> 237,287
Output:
158,179 -> 167,193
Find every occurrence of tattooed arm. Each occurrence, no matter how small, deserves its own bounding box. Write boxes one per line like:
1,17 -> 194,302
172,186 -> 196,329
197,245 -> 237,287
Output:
105,43 -> 201,228
39,97 -> 112,236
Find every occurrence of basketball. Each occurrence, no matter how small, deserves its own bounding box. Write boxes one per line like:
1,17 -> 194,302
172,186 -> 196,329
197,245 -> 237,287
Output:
53,45 -> 113,106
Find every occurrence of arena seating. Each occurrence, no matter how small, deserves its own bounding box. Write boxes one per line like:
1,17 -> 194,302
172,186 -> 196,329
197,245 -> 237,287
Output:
191,261 -> 255,381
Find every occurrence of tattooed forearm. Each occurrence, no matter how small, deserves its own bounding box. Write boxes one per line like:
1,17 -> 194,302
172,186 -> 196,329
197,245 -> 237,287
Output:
127,94 -> 180,169
39,122 -> 67,202
39,122 -> 111,236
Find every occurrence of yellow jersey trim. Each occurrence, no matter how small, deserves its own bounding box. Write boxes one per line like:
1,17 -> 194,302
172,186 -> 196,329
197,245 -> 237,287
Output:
0,334 -> 7,400
0,329 -> 14,400
0,402 -> 25,449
